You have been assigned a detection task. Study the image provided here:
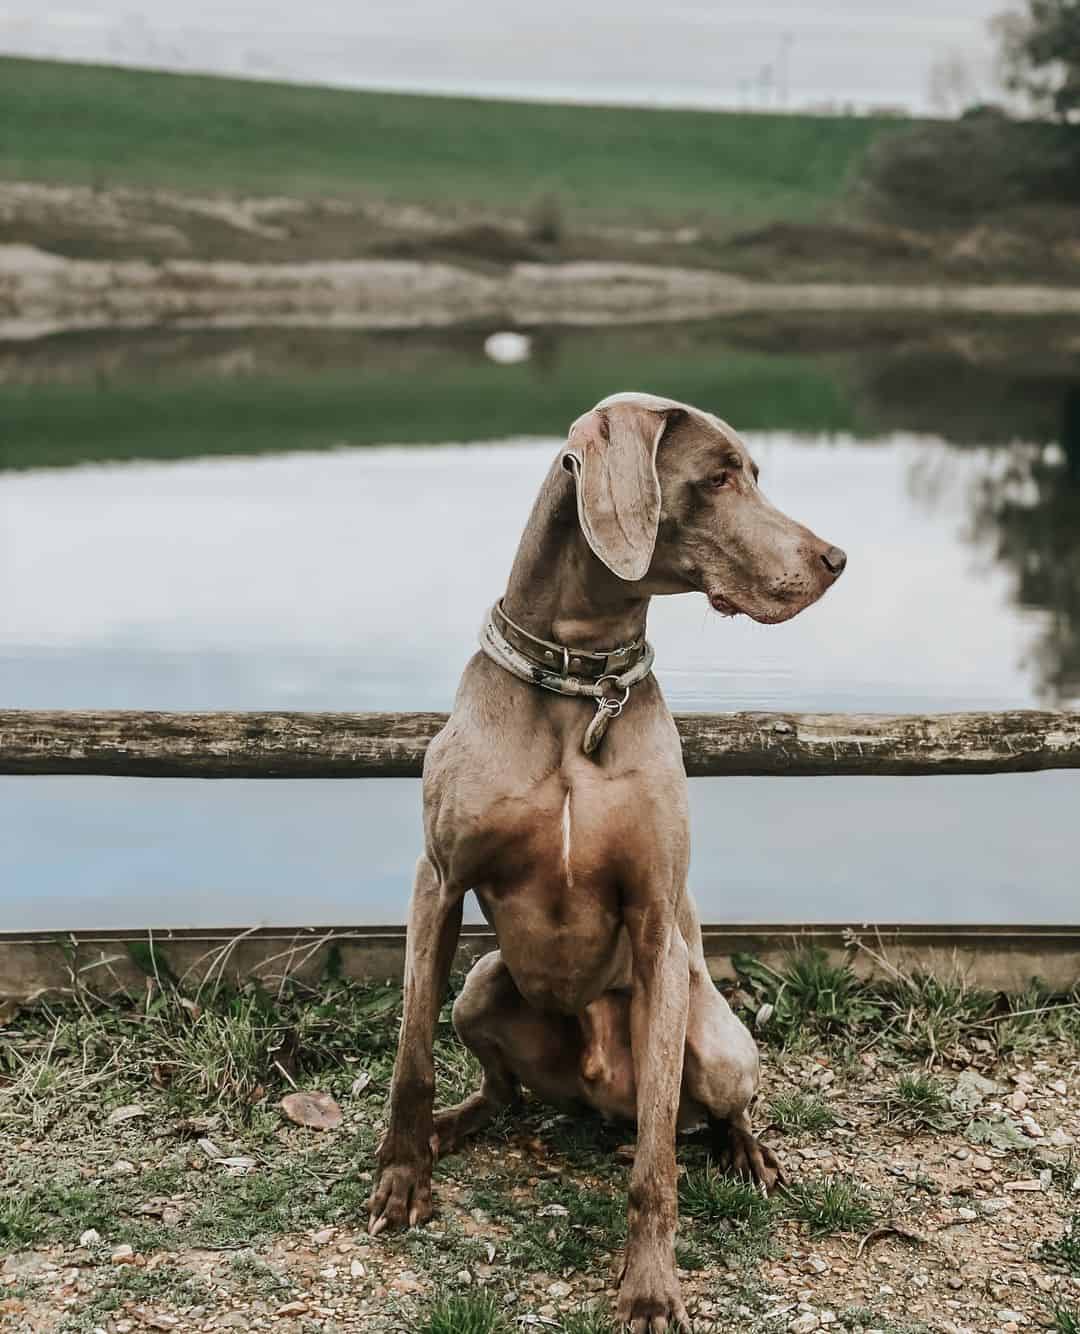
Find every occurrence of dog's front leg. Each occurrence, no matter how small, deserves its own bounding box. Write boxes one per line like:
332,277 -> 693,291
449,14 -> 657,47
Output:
368,854 -> 462,1235
620,909 -> 691,1333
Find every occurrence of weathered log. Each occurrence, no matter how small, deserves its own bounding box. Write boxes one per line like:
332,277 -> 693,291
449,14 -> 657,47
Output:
1,709 -> 1078,778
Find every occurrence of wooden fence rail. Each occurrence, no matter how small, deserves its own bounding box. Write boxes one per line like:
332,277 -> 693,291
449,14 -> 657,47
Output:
2,708 -> 1079,778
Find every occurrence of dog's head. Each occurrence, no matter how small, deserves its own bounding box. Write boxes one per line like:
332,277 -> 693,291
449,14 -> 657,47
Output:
562,391 -> 845,624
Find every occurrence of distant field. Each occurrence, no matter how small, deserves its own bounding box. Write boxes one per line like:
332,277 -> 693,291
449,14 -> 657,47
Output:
0,57 -> 905,226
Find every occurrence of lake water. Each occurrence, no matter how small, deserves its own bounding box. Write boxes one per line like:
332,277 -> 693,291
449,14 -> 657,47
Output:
2,317 -> 1079,928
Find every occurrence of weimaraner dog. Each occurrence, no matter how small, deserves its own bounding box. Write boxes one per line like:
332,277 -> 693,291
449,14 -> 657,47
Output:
368,392 -> 846,1331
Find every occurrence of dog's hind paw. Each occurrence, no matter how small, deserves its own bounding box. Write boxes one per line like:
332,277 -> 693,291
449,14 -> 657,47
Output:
711,1115 -> 786,1193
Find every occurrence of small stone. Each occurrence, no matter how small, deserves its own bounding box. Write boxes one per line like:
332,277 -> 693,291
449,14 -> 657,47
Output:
1050,1079 -> 1067,1095
311,1227 -> 335,1246
1005,1178 -> 1043,1192
790,1314 -> 820,1334
319,1264 -> 338,1280
110,1159 -> 136,1176
350,1259 -> 366,1280
953,1148 -> 971,1161
110,1245 -> 136,1265
956,1207 -> 978,1221
998,1314 -> 1025,1327
390,1271 -> 423,1294
547,1280 -> 572,1300
274,1301 -> 310,1316
1010,1090 -> 1028,1111
456,1269 -> 472,1285
79,1229 -> 101,1247
947,1276 -> 964,1290
1033,1274 -> 1056,1293
106,1103 -> 147,1126
973,1155 -> 993,1171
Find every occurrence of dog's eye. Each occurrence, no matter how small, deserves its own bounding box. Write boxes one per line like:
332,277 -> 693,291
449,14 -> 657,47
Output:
708,472 -> 730,490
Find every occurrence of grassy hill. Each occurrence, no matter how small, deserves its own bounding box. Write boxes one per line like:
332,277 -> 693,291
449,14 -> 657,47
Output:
0,56 -> 904,228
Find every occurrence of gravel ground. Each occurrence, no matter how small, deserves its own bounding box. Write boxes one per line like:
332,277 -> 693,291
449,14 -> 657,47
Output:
2,969 -> 1078,1334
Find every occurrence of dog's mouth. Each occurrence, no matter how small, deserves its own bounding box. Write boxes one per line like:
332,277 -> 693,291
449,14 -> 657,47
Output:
708,591 -> 743,618
709,588 -> 811,625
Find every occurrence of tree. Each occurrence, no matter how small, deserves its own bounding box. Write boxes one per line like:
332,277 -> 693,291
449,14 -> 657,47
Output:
993,1 -> 1080,120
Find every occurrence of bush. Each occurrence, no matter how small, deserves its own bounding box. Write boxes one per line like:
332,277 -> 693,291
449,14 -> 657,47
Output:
855,117 -> 1080,224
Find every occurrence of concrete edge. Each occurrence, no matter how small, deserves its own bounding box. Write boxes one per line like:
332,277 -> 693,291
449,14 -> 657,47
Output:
2,923 -> 1078,999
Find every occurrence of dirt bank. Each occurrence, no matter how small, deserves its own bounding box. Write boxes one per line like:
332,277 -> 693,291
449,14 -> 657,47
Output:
4,244 -> 1080,340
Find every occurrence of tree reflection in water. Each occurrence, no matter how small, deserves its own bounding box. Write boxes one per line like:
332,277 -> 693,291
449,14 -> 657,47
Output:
968,386 -> 1080,707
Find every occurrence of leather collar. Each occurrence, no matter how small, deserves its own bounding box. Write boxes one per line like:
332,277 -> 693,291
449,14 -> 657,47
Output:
491,599 -> 649,683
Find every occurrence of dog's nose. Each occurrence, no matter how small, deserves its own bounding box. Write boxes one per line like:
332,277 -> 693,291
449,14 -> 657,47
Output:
821,546 -> 847,577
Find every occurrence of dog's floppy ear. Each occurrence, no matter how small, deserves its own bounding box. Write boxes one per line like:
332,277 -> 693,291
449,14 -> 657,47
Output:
562,401 -> 677,581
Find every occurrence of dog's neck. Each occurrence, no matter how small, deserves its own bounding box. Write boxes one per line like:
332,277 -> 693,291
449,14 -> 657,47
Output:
502,459 -> 651,651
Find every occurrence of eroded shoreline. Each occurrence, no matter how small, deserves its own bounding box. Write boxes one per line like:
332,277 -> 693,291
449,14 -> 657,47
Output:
4,244 -> 1080,340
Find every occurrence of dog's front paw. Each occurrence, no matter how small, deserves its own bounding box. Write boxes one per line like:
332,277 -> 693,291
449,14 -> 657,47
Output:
367,1157 -> 433,1235
617,1249 -> 692,1333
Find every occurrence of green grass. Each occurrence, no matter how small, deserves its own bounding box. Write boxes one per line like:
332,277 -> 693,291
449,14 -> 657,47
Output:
884,1073 -> 955,1131
781,1175 -> 877,1236
768,1091 -> 838,1134
0,57 -> 905,227
678,1165 -> 775,1262
878,971 -> 995,1064
508,1179 -> 628,1273
418,1292 -> 509,1334
0,1195 -> 39,1246
1050,1304 -> 1080,1334
736,949 -> 882,1046
560,1308 -> 621,1334
679,1166 -> 772,1234
1042,1213 -> 1080,1276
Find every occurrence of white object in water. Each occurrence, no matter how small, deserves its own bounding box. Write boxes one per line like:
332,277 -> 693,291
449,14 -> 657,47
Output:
484,331 -> 532,364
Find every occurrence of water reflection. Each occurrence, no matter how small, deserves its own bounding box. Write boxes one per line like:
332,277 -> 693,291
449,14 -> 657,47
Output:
969,431 -> 1080,707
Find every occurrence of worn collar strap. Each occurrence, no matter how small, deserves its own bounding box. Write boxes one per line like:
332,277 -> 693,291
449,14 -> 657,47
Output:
479,601 -> 655,756
490,599 -> 649,680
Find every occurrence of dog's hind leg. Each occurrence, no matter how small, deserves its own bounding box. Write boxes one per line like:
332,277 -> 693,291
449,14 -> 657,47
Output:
432,951 -> 522,1158
433,950 -> 590,1157
683,962 -> 785,1190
